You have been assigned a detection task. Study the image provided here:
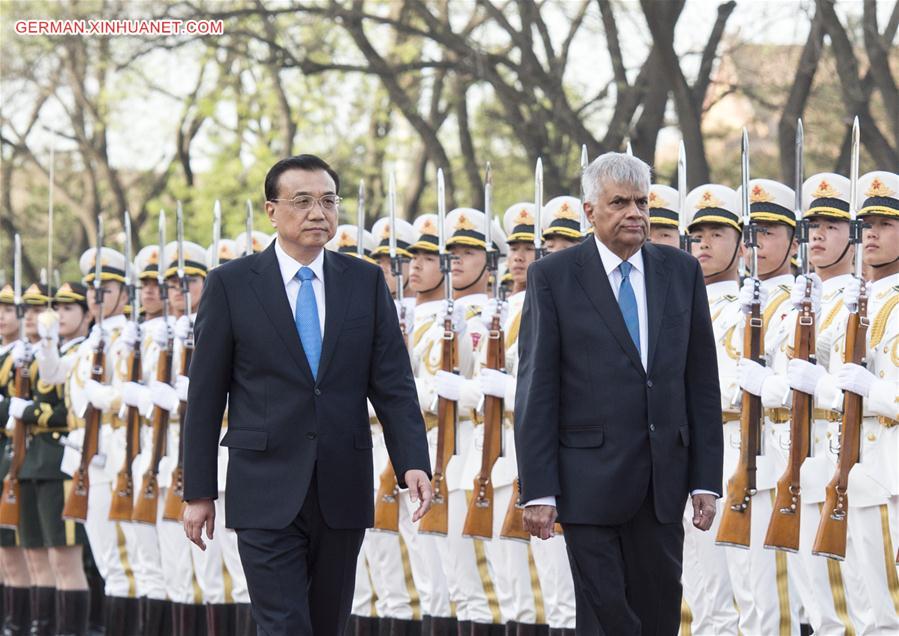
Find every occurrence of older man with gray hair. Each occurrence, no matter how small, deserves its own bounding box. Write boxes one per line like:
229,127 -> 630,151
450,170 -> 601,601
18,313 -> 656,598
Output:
514,152 -> 723,634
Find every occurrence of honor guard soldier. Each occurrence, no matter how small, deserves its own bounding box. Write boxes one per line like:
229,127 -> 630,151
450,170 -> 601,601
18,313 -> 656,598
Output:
325,225 -> 376,263
682,185 -> 744,634
0,282 -> 32,633
648,185 -> 682,249
371,217 -> 418,323
730,179 -> 801,635
541,197 -> 584,254
62,247 -> 141,631
234,231 -> 272,257
11,283 -> 92,635
206,239 -> 238,268
805,171 -> 899,633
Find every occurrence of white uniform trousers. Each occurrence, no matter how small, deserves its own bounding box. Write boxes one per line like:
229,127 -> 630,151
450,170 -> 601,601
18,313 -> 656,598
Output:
350,548 -> 375,618
530,534 -> 576,629
84,483 -> 135,599
681,497 -> 738,635
723,491 -> 800,636
189,521 -> 225,604
156,489 -> 198,604
400,426 -> 450,618
214,497 -> 250,604
843,503 -> 899,635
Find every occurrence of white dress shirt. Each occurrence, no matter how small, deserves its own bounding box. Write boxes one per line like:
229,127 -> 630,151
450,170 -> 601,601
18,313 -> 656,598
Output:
275,238 -> 326,338
525,238 -> 715,508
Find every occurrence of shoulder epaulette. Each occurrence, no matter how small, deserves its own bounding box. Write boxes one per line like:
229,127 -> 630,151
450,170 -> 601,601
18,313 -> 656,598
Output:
870,294 -> 899,348
819,299 -> 846,334
465,307 -> 483,321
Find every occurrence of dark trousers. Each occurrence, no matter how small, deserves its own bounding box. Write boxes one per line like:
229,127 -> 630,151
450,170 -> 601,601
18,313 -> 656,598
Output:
236,476 -> 365,635
562,491 -> 684,636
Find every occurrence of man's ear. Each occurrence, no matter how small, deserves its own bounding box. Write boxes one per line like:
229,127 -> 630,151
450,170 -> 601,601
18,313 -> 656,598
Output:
265,201 -> 277,227
584,201 -> 594,226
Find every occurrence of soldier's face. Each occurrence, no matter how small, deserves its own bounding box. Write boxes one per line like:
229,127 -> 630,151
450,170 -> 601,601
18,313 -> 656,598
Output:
0,305 -> 18,341
863,216 -> 899,267
409,253 -> 442,293
544,236 -> 579,253
57,303 -> 89,339
585,181 -> 649,255
649,226 -> 679,248
449,246 -> 487,290
376,255 -> 410,295
808,218 -> 850,269
168,276 -> 204,315
90,281 -> 127,320
746,223 -> 796,278
140,279 -> 163,318
23,306 -> 41,340
266,169 -> 338,251
690,224 -> 741,278
507,242 -> 536,285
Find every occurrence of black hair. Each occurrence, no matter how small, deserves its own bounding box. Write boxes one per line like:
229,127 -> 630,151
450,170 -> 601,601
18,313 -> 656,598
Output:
264,154 -> 340,201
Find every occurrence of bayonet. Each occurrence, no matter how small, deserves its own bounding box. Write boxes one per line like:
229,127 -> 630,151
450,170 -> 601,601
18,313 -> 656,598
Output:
534,158 -> 544,259
211,201 -> 221,269
244,200 -> 253,256
678,140 -> 690,251
579,144 -> 589,233
357,180 -> 366,258
177,202 -> 191,318
47,144 -> 55,302
795,120 -> 808,275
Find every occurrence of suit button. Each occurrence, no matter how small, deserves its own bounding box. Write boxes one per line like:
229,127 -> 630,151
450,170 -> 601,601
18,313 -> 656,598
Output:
314,388 -> 322,396
306,432 -> 317,440
649,424 -> 656,432
647,379 -> 654,388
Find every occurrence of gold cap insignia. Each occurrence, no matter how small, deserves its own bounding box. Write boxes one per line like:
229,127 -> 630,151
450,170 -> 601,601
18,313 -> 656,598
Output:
220,246 -> 234,259
555,203 -> 579,221
59,283 -> 73,294
649,191 -> 668,209
454,214 -> 476,231
337,231 -> 355,248
750,184 -> 772,203
516,208 -> 535,224
866,178 -> 894,198
420,219 -> 437,235
813,179 -> 839,198
25,283 -> 41,295
380,224 -> 391,240
252,238 -> 263,251
147,249 -> 159,265
697,190 -> 723,209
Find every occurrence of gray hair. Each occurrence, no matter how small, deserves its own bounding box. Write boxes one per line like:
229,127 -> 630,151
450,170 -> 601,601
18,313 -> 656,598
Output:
581,152 -> 652,204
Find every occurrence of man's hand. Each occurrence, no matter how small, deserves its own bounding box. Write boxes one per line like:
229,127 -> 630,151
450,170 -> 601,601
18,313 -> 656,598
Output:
691,493 -> 717,531
405,470 -> 433,522
523,505 -> 558,540
183,498 -> 215,551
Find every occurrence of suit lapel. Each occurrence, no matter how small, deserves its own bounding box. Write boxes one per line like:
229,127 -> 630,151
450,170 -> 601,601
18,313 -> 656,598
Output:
643,242 -> 670,374
573,239 -> 645,377
250,244 -> 314,381
316,250 -> 351,382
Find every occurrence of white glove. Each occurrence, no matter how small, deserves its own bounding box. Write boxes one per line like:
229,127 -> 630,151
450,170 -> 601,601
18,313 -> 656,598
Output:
479,368 -> 511,399
394,301 -> 413,335
738,359 -> 773,397
738,278 -> 769,314
787,358 -> 828,396
175,375 -> 189,403
85,379 -> 113,411
174,316 -> 192,342
440,301 -> 467,334
152,320 -> 171,348
11,340 -> 30,365
37,310 -> 59,344
842,277 -> 871,314
8,397 -> 32,420
435,370 -> 463,401
479,299 -> 508,331
86,324 -> 108,350
836,362 -> 876,398
120,321 -> 141,348
121,381 -> 149,409
790,274 -> 822,315
149,380 -> 180,413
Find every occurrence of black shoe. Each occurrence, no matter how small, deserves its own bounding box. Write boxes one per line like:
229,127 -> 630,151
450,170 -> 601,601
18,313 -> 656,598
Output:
29,587 -> 55,636
3,587 -> 30,636
205,604 -> 233,636
142,599 -> 170,636
234,603 -> 255,636
55,591 -> 89,636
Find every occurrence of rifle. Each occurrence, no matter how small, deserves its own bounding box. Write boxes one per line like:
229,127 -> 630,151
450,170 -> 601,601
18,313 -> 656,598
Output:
463,163 -> 505,539
717,129 -> 764,549
133,211 -> 173,525
765,119 -> 811,552
109,212 -> 141,522
373,174 -> 405,533
62,218 -> 108,522
419,168 -> 457,537
813,118 -> 865,561
0,236 -> 31,528
162,204 -> 190,523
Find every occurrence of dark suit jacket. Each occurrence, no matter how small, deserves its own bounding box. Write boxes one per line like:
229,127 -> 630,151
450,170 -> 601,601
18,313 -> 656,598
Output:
183,243 -> 431,530
514,238 -> 723,525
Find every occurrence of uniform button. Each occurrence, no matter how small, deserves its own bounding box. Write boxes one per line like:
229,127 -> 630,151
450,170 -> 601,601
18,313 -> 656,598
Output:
649,424 -> 656,432
314,388 -> 322,396
306,432 -> 317,440
647,379 -> 654,388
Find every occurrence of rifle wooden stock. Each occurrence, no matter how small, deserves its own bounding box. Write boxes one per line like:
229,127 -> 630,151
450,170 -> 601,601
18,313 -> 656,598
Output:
813,297 -> 868,560
132,341 -> 173,525
161,342 -> 191,522
717,300 -> 764,549
373,461 -> 400,533
62,341 -> 106,522
109,347 -> 142,522
499,479 -> 530,542
463,312 -> 505,539
418,317 -> 457,536
0,357 -> 32,528
765,286 -> 815,552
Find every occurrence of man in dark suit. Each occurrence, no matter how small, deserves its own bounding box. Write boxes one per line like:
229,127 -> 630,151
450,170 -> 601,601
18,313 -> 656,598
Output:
515,153 -> 723,635
181,154 -> 433,635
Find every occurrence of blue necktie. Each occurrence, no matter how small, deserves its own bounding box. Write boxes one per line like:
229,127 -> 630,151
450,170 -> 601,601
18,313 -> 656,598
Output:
295,267 -> 322,378
617,261 -> 641,355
